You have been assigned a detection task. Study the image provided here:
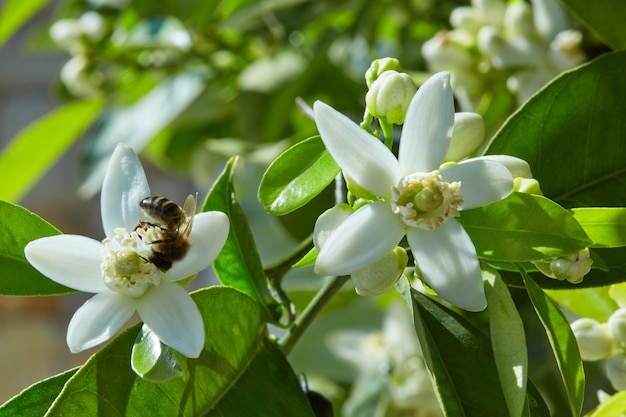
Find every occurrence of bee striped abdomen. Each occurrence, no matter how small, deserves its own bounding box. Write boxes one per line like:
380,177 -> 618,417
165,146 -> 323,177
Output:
140,196 -> 185,229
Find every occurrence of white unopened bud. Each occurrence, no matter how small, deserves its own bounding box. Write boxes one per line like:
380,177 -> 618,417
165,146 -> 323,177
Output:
474,155 -> 533,178
366,71 -> 417,125
352,247 -> 408,296
534,248 -> 592,284
606,353 -> 626,391
365,57 -> 402,88
609,309 -> 626,348
570,318 -> 613,361
79,11 -> 108,43
503,2 -> 535,38
50,19 -> 83,53
450,7 -> 481,33
60,55 -> 102,97
445,112 -> 485,161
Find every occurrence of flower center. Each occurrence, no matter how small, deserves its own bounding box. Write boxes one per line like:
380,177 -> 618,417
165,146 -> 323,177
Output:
101,227 -> 162,297
390,170 -> 463,230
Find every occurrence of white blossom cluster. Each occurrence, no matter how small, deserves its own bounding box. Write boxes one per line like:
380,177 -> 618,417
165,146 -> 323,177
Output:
422,0 -> 585,111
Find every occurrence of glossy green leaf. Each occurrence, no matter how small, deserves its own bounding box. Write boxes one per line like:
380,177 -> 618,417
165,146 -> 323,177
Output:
546,287 -> 617,322
293,246 -> 317,268
77,73 -> 205,198
0,0 -> 49,45
587,391 -> 626,417
0,99 -> 103,202
0,367 -> 77,417
131,325 -> 184,383
459,193 -> 592,261
411,289 -> 549,416
258,135 -> 340,216
520,268 -> 584,417
46,287 -> 315,416
203,157 -> 282,322
0,200 -> 73,295
486,51 -> 626,208
570,208 -> 626,248
484,269 -> 527,417
562,0 -> 626,50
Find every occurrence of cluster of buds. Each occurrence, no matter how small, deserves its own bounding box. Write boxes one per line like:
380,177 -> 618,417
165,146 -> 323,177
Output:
534,248 -> 592,284
49,11 -> 111,97
571,285 -> 626,390
422,0 -> 585,111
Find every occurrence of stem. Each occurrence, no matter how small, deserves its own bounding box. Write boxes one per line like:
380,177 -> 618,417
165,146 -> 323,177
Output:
278,275 -> 350,355
381,120 -> 394,149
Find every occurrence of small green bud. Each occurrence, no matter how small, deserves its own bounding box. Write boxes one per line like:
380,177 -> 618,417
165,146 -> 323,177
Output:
513,177 -> 543,195
365,71 -> 417,125
570,318 -> 613,361
365,57 -> 402,88
352,247 -> 408,296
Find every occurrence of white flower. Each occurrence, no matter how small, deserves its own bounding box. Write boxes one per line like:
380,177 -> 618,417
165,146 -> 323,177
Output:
313,72 -> 513,311
25,143 -> 229,358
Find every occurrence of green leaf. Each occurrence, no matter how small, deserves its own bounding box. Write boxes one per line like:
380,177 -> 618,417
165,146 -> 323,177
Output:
0,99 -> 103,202
562,0 -> 626,50
0,0 -> 49,46
258,135 -> 340,216
520,268 -> 584,417
46,287 -> 315,416
203,157 -> 282,322
587,391 -> 626,417
0,200 -> 74,295
131,325 -> 185,383
293,246 -> 317,268
486,51 -> 626,207
411,289 -> 550,416
570,208 -> 626,248
546,287 -> 618,322
77,73 -> 205,198
459,193 -> 592,262
484,269 -> 527,417
0,368 -> 77,417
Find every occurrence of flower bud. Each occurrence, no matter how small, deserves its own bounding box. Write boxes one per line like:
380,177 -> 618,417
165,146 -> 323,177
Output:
49,19 -> 83,54
606,353 -> 626,391
365,70 -> 417,125
513,177 -> 543,195
365,57 -> 401,88
445,112 -> 485,161
60,55 -> 103,97
78,11 -> 108,43
534,248 -> 592,284
477,155 -> 533,178
351,247 -> 408,296
609,308 -> 626,348
570,318 -> 613,361
503,2 -> 535,38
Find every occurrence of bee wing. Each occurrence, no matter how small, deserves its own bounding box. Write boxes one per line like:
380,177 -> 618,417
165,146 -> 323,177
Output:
179,193 -> 197,237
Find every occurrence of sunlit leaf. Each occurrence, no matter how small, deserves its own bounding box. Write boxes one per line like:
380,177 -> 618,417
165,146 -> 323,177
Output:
0,368 -> 77,417
0,0 -> 49,46
259,136 -> 340,216
562,0 -> 626,50
486,51 -> 626,208
546,287 -> 617,322
411,289 -> 549,416
459,193 -> 592,261
0,201 -> 73,295
45,287 -> 315,416
77,73 -> 205,198
203,157 -> 282,322
520,268 -> 584,416
484,269 -> 527,417
587,391 -> 626,417
0,99 -> 103,202
570,208 -> 626,248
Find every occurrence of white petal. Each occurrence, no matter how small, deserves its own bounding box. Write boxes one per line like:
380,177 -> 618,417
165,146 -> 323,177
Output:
165,211 -> 229,281
313,204 -> 354,250
314,101 -> 400,199
472,155 -> 532,178
399,71 -> 455,175
315,201 -> 405,276
408,220 -> 486,311
67,291 -> 137,352
101,143 -> 151,237
138,282 -> 204,358
441,159 -> 513,210
24,235 -> 106,293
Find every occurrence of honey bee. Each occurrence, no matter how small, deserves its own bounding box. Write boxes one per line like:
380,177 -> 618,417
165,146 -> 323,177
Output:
138,194 -> 197,271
